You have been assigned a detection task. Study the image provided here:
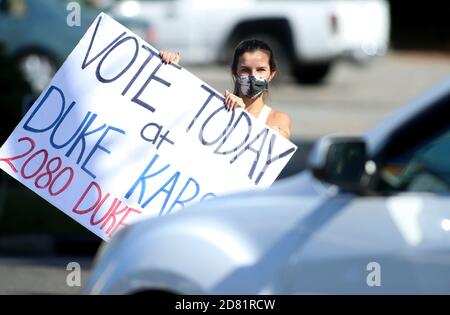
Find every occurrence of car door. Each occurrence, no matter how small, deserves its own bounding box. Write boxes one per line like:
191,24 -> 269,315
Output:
283,97 -> 450,294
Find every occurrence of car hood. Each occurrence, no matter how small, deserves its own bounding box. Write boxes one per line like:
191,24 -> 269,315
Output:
129,170 -> 334,238
89,170 -> 355,294
123,171 -> 341,252
106,170 -> 350,294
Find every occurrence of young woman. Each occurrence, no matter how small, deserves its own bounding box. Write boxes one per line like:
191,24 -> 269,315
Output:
159,39 -> 292,140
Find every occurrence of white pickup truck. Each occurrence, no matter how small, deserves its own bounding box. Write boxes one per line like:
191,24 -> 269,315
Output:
111,0 -> 390,83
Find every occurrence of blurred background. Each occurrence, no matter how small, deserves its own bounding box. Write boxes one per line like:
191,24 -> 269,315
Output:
0,0 -> 449,294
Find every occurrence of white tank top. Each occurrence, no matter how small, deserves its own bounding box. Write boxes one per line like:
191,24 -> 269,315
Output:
257,104 -> 272,124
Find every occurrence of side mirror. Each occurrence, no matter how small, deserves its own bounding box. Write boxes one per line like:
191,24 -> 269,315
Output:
308,135 -> 369,192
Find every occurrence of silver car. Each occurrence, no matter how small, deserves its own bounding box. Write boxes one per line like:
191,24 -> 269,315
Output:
85,76 -> 450,295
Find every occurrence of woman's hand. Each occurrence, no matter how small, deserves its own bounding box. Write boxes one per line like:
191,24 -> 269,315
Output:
224,90 -> 245,111
159,50 -> 180,64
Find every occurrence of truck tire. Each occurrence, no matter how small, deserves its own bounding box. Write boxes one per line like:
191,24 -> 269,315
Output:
293,62 -> 333,84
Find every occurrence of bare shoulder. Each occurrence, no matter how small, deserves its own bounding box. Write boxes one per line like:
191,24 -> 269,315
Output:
269,110 -> 292,125
267,109 -> 292,139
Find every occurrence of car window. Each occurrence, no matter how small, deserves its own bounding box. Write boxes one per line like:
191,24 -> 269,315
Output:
0,0 -> 26,16
378,124 -> 450,193
0,0 -> 7,13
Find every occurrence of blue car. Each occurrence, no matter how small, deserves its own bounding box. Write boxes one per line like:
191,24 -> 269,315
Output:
0,0 -> 154,93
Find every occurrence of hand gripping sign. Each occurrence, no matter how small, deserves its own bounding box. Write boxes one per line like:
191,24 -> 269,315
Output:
0,13 -> 297,241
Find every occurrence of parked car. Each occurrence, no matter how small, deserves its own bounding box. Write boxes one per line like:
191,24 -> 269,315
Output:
111,0 -> 390,83
85,74 -> 450,295
0,0 -> 154,93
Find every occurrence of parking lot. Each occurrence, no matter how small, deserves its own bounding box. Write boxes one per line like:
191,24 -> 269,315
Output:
189,51 -> 450,140
1,51 -> 450,294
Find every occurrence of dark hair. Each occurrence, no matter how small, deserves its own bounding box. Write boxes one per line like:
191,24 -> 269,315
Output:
231,39 -> 277,95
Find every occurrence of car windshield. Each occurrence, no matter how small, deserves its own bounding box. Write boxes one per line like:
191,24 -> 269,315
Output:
379,124 -> 450,193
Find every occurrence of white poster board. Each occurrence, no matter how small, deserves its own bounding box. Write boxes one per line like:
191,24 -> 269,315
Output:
0,13 -> 297,241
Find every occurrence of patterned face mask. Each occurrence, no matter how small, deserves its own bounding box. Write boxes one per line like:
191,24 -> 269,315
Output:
237,75 -> 269,98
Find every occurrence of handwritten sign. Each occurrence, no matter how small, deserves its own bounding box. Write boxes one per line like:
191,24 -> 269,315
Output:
0,13 -> 297,241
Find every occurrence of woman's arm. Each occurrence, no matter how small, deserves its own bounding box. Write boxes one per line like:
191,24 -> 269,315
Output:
270,112 -> 292,140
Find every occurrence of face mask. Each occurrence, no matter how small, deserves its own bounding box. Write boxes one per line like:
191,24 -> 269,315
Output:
237,75 -> 269,98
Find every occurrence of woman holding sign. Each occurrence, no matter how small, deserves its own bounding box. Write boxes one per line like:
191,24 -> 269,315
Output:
159,39 -> 292,140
